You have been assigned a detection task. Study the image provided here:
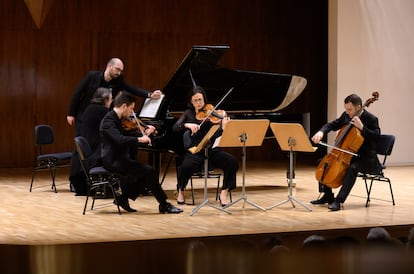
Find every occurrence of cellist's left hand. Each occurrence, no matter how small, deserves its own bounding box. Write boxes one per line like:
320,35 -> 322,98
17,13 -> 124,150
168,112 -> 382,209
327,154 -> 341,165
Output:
351,116 -> 363,130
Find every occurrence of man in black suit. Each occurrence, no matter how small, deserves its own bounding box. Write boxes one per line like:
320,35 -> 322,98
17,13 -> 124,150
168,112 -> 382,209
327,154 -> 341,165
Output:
310,94 -> 381,211
99,91 -> 183,214
67,57 -> 162,136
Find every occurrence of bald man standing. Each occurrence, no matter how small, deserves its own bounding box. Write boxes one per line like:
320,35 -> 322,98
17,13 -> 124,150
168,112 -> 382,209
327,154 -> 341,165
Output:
67,57 -> 162,136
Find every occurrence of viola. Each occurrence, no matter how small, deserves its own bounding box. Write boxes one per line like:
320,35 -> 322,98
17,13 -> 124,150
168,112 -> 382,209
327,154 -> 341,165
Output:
315,92 -> 379,188
196,104 -> 226,124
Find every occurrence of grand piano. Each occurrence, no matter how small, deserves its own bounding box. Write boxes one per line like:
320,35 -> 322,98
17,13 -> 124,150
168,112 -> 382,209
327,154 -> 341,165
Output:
138,45 -> 308,183
161,45 -> 306,115
141,45 -> 308,151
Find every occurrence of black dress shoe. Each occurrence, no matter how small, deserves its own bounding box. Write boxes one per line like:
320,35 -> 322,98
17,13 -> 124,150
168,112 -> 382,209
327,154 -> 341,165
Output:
328,199 -> 341,211
177,200 -> 186,205
159,203 -> 183,214
114,197 -> 137,212
310,194 -> 334,205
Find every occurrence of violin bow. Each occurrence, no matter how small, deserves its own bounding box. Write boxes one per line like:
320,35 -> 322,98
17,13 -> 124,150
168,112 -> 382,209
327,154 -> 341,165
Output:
131,111 -> 152,146
318,141 -> 359,157
199,87 -> 234,127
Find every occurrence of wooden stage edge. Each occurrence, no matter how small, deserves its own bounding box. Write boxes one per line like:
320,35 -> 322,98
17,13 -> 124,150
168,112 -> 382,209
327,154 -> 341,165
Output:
1,161 -> 414,273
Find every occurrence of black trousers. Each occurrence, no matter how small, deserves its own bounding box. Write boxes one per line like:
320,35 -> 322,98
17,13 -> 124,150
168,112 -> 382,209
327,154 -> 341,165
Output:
320,157 -> 380,203
115,159 -> 168,206
177,148 -> 238,192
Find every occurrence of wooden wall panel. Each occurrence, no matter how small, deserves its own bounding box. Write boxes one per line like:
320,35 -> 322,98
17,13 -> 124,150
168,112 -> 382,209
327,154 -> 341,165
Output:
35,31 -> 93,150
0,0 -> 327,167
0,31 -> 37,166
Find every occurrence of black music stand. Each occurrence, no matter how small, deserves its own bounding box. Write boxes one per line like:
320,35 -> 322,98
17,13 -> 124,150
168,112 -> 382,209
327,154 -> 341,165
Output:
190,125 -> 231,216
216,119 -> 270,211
267,123 -> 316,212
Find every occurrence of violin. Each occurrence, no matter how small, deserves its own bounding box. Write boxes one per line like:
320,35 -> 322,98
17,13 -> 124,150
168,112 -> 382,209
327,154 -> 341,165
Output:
184,87 -> 234,152
122,112 -> 156,146
196,104 -> 226,124
315,91 -> 380,188
122,115 -> 147,131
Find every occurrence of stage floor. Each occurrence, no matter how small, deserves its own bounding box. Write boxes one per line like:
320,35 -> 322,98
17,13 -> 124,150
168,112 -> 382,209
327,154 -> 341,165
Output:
1,161 -> 413,247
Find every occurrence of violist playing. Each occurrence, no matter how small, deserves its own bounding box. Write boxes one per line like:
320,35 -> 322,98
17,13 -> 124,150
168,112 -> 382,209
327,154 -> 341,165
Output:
310,93 -> 381,211
173,86 -> 239,207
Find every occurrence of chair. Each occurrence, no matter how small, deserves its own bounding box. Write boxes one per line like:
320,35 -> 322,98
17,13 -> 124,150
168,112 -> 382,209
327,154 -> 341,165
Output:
173,151 -> 230,205
189,169 -> 226,205
358,134 -> 396,207
30,124 -> 72,193
74,136 -> 122,215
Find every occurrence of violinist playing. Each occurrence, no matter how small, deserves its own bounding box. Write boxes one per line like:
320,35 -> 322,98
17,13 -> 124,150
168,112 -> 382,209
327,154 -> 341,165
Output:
311,94 -> 381,211
172,86 -> 239,206
122,112 -> 157,143
100,91 -> 183,214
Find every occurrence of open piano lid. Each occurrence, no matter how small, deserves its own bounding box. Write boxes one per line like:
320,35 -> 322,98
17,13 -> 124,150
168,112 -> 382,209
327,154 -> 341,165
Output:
160,45 -> 307,116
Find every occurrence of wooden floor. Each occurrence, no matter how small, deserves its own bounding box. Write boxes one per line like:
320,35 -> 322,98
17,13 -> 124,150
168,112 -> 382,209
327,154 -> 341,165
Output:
2,160 -> 413,245
1,160 -> 413,273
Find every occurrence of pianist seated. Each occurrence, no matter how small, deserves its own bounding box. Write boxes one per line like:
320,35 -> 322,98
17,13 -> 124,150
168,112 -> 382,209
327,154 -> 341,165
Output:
172,85 -> 238,207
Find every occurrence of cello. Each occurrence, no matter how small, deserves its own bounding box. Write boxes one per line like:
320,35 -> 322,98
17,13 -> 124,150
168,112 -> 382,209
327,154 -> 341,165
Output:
315,92 -> 379,188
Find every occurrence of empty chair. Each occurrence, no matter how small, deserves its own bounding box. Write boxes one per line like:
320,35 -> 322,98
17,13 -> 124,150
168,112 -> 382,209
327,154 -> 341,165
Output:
359,134 -> 396,207
30,124 -> 72,193
74,136 -> 122,215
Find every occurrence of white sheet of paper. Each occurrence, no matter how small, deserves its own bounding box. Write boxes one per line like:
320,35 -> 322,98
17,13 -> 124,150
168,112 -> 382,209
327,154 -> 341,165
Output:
139,94 -> 165,118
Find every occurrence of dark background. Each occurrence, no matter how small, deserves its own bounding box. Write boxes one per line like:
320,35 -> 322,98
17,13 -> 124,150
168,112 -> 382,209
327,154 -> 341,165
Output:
0,0 -> 328,167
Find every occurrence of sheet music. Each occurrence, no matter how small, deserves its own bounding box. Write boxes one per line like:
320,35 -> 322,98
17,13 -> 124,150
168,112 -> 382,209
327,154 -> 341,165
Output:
139,94 -> 165,118
212,136 -> 221,149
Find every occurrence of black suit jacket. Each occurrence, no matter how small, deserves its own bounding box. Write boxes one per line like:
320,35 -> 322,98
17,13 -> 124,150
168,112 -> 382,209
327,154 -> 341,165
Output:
80,103 -> 109,165
99,110 -> 138,173
319,110 -> 380,162
68,71 -> 149,118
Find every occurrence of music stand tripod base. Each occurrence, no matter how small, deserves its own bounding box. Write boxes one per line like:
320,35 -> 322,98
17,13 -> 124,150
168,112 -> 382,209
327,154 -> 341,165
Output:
190,152 -> 232,215
190,199 -> 232,216
222,134 -> 267,212
267,123 -> 316,212
189,125 -> 231,216
217,119 -> 270,212
266,148 -> 312,212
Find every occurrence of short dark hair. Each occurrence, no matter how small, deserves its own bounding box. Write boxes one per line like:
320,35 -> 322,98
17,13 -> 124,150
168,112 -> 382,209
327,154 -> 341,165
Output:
344,94 -> 362,107
113,91 -> 136,107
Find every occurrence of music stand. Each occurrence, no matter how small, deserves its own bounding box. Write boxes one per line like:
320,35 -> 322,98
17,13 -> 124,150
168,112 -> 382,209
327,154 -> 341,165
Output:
216,119 -> 270,211
190,124 -> 231,216
267,123 -> 316,211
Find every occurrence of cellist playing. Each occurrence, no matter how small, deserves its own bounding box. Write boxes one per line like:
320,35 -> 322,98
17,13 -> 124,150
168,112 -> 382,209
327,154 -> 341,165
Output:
311,94 -> 381,211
